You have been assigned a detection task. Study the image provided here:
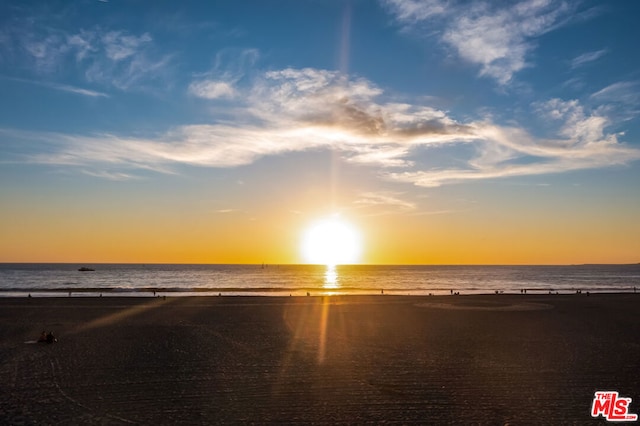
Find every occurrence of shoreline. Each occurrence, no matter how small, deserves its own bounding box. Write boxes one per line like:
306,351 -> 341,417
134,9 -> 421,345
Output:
1,294 -> 639,423
2,287 -> 639,298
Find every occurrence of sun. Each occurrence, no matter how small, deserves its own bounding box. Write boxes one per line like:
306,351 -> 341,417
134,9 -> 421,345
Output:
301,216 -> 362,266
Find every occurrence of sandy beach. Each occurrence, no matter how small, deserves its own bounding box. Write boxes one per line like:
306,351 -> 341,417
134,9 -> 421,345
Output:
1,294 -> 639,424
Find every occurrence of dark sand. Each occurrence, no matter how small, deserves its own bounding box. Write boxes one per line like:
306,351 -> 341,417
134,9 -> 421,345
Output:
1,294 -> 639,424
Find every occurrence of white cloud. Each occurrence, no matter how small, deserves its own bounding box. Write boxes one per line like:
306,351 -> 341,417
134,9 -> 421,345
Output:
384,0 -> 573,85
591,81 -> 640,106
383,0 -> 446,23
188,80 -> 236,99
80,30 -> 172,91
389,96 -> 640,188
81,169 -> 138,180
355,192 -> 416,211
570,49 -> 608,69
66,31 -> 96,62
5,23 -> 170,92
21,34 -> 70,73
387,151 -> 633,188
187,48 -> 259,100
1,76 -> 108,97
48,82 -> 109,97
102,31 -> 152,61
11,67 -> 640,187
16,67 -> 472,175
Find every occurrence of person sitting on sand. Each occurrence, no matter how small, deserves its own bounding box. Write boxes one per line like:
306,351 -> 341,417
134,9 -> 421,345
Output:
38,331 -> 47,343
46,331 -> 57,344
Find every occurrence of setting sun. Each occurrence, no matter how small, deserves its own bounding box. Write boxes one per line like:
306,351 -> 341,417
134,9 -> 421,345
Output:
301,217 -> 361,265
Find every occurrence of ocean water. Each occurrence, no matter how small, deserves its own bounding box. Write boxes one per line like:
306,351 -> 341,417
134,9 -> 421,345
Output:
0,263 -> 639,297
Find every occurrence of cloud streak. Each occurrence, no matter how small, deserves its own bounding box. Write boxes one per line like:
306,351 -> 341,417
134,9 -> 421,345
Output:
1,76 -> 108,97
591,81 -> 640,106
354,192 -> 416,213
7,67 -> 640,187
570,49 -> 608,69
388,96 -> 640,187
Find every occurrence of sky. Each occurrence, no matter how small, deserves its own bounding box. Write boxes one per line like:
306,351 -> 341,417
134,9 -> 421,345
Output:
1,0 -> 639,265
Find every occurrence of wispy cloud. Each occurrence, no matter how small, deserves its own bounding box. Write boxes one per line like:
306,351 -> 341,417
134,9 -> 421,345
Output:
52,83 -> 108,98
383,0 -> 575,85
82,30 -> 173,92
587,81 -> 640,125
8,67 -> 640,187
1,76 -> 109,97
102,31 -> 151,61
354,192 -> 416,212
389,96 -> 640,188
570,49 -> 608,69
382,0 -> 447,23
590,81 -> 640,106
3,21 -> 172,92
188,80 -> 236,99
20,34 -> 70,73
81,169 -> 138,180
188,48 -> 259,100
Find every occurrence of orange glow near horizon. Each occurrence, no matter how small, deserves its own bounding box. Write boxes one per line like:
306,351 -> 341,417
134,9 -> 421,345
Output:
1,191 -> 639,265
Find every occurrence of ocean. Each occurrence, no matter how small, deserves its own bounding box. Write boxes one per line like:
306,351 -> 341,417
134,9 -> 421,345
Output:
0,263 -> 639,297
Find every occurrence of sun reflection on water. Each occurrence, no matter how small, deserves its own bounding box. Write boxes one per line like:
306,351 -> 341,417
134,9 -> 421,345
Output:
324,265 -> 339,289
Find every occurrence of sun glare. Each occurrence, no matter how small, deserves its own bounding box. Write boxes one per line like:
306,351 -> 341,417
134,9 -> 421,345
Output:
302,217 -> 361,266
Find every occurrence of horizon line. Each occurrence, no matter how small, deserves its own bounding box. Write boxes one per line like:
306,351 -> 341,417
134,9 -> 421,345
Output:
1,262 -> 638,267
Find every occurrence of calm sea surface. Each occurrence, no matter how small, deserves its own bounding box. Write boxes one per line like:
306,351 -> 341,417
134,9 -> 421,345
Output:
1,263 -> 639,297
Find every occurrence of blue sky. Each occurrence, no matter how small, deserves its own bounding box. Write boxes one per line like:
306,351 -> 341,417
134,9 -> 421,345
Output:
1,0 -> 639,263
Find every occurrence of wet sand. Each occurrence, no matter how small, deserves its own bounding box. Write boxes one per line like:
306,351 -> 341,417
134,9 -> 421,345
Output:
1,294 -> 639,424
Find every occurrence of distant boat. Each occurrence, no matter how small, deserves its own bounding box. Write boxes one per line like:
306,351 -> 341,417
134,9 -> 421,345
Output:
78,267 -> 95,272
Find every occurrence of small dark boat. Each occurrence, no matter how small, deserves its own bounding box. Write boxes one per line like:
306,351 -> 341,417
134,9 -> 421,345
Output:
78,267 -> 95,272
